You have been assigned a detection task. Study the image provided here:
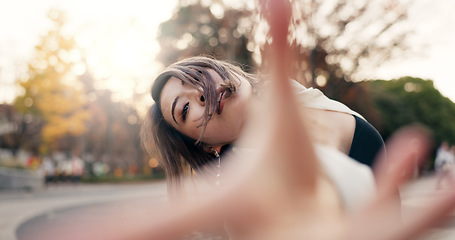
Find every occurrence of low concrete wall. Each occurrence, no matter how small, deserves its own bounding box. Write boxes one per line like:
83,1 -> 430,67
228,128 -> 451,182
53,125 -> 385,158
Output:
0,167 -> 44,190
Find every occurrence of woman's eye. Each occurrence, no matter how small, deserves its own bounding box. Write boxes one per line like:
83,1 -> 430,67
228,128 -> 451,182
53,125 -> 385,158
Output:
182,103 -> 189,121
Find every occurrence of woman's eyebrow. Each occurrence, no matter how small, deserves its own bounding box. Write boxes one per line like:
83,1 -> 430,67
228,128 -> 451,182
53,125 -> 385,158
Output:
171,96 -> 179,125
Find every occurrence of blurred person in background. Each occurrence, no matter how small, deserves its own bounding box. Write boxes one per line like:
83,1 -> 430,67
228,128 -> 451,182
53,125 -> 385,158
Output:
41,156 -> 55,185
26,152 -> 42,170
435,141 -> 455,189
71,154 -> 85,184
55,157 -> 72,182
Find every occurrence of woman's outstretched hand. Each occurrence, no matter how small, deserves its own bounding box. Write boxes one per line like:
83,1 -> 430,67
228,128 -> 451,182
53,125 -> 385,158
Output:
42,1 -> 455,240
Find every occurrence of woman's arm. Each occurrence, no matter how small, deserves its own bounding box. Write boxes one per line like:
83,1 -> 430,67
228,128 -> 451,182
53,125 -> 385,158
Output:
39,1 -> 455,240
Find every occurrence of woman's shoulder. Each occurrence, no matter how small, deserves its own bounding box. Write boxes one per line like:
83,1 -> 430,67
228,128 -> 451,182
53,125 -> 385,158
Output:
290,80 -> 365,120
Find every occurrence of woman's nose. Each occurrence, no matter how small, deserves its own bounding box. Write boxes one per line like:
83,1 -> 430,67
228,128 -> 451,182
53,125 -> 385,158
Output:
184,87 -> 205,106
197,93 -> 206,106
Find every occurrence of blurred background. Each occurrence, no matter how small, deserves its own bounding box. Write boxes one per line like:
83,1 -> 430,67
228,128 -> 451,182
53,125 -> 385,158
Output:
1,0 -> 455,188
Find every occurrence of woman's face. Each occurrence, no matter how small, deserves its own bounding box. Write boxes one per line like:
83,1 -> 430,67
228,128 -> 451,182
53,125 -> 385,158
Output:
159,69 -> 253,148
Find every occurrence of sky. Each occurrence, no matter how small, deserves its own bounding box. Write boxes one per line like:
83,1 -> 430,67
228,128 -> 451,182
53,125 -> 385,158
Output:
0,0 -> 178,108
361,0 -> 455,101
0,0 -> 454,106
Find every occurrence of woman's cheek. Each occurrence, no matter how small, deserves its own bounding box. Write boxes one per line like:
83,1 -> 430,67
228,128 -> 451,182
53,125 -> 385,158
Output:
200,122 -> 224,145
208,121 -> 239,145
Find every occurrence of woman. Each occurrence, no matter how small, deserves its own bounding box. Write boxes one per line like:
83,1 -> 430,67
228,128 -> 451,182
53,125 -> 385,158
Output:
40,1 -> 455,239
140,55 -> 383,239
141,56 -> 383,190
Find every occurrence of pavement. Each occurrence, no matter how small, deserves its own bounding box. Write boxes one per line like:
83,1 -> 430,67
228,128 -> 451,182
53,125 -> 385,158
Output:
0,181 -> 168,240
399,174 -> 455,240
1,175 -> 455,240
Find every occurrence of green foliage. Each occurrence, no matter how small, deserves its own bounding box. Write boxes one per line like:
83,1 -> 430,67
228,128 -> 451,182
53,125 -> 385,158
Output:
364,77 -> 455,144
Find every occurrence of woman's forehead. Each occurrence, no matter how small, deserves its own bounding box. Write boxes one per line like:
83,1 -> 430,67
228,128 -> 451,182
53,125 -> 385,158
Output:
183,68 -> 223,83
160,76 -> 180,101
159,77 -> 182,127
154,67 -> 227,104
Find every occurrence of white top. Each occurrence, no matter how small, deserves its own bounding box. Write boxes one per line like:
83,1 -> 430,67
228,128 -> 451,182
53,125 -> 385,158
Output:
316,144 -> 375,211
231,81 -> 376,212
291,80 -> 365,120
293,80 -> 375,211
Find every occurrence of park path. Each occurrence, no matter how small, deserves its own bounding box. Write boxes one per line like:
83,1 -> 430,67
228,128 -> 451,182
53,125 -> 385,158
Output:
0,181 -> 167,240
2,175 -> 455,240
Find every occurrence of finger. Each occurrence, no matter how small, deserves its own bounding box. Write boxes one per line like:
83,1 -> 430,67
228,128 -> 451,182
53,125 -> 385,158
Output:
264,0 -> 292,92
260,0 -> 319,192
347,126 -> 435,240
374,125 -> 433,199
399,187 -> 455,240
355,175 -> 455,240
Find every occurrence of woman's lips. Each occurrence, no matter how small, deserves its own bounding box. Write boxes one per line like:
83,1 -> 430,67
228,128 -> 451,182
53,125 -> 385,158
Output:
216,88 -> 231,114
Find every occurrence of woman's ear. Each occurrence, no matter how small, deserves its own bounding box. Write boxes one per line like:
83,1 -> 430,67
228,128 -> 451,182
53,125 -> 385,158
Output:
200,143 -> 222,154
213,145 -> 222,154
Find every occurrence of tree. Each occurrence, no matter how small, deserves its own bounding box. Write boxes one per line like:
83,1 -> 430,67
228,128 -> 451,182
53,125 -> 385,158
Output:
157,0 -> 414,81
256,0 -> 412,83
78,72 -> 146,175
362,77 -> 455,144
0,104 -> 23,155
253,0 -> 415,120
14,9 -> 89,153
155,0 -> 415,119
156,0 -> 256,71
